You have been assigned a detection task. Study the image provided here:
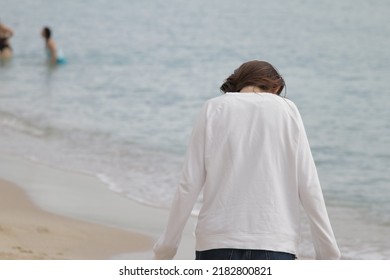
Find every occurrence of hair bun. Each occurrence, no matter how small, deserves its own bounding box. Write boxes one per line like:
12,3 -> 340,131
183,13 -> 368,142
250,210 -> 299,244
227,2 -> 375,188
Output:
220,78 -> 236,93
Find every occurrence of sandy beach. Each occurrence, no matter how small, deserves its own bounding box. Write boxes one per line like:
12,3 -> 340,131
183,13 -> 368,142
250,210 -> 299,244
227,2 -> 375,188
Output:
0,154 -> 196,260
0,179 -> 153,259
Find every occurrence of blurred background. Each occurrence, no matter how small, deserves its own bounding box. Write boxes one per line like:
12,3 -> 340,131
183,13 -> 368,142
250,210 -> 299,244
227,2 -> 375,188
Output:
1,0 -> 389,259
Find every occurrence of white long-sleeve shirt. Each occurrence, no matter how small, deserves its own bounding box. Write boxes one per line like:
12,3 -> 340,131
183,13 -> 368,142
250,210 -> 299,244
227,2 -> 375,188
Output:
154,92 -> 341,260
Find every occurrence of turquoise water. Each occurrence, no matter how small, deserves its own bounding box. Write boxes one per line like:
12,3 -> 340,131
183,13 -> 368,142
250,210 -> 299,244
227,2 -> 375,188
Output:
1,0 -> 390,259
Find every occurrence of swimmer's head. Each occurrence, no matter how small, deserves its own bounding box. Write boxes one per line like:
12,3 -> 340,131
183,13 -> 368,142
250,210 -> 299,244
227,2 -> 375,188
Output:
42,27 -> 51,40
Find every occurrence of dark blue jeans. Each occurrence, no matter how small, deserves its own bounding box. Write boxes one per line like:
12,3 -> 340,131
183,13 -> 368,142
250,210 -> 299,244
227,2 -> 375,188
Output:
196,249 -> 296,260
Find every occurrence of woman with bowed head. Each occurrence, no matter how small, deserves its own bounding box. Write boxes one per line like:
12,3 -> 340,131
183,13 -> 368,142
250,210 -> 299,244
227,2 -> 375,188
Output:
154,60 -> 341,260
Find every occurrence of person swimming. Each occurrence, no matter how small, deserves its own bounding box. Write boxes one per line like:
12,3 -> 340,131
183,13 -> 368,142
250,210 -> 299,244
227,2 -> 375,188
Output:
41,26 -> 66,65
0,20 -> 13,60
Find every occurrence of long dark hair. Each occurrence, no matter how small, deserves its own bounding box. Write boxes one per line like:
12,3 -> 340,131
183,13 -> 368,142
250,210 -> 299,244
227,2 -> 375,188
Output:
220,60 -> 285,95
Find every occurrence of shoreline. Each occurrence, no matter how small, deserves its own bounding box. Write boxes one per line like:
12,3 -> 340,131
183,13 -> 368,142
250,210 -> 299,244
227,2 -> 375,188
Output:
0,153 -> 196,260
3,153 -> 390,260
0,179 -> 153,259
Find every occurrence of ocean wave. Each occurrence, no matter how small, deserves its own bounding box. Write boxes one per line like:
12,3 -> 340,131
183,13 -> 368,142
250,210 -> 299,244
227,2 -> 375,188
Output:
0,110 -> 47,137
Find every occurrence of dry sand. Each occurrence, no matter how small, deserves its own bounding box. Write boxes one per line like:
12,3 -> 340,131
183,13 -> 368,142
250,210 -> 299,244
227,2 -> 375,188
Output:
0,179 -> 153,259
0,154 -> 196,260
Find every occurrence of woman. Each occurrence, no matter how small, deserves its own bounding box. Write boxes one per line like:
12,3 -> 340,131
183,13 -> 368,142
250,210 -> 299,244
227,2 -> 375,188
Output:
153,60 -> 341,260
0,20 -> 13,60
41,26 -> 66,65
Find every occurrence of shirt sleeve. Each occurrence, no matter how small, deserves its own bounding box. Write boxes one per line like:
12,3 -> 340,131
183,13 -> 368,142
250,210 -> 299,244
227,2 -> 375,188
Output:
153,104 -> 208,259
296,115 -> 341,260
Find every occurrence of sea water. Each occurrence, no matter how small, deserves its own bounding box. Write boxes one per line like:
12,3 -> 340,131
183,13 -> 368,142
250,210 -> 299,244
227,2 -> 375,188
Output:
0,0 -> 389,259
